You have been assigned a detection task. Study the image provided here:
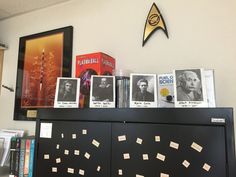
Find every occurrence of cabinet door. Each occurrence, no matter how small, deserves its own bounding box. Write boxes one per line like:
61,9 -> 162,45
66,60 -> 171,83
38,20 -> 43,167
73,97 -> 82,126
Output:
36,121 -> 111,177
111,123 -> 226,177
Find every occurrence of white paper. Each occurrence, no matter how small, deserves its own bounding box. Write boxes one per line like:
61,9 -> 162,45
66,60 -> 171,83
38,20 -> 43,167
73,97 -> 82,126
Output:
136,174 -> 144,177
82,129 -> 87,135
67,168 -> 74,174
92,139 -> 100,147
44,154 -> 50,159
72,134 -> 76,139
191,142 -> 203,152
40,123 -> 52,138
136,138 -> 143,144
52,167 -> 57,173
97,166 -> 101,172
64,149 -> 69,155
74,150 -> 80,155
84,152 -> 90,159
56,158 -> 61,163
123,153 -> 130,159
156,153 -> 165,161
56,144 -> 60,149
160,173 -> 169,177
79,169 -> 85,175
155,136 -> 160,142
118,135 -> 126,142
182,160 -> 190,168
118,169 -> 123,175
169,141 -> 179,149
203,163 -> 211,171
142,154 -> 149,160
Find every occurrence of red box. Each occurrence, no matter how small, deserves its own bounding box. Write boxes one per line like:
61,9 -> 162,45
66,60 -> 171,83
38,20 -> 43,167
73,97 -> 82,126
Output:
75,52 -> 116,108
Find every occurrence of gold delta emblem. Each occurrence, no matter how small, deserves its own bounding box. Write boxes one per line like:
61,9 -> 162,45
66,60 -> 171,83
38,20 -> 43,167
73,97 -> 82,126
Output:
142,3 -> 168,46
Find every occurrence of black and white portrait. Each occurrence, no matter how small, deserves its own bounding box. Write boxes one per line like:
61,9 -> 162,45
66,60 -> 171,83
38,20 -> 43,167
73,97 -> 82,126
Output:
174,69 -> 208,107
54,77 -> 80,108
90,76 -> 115,108
130,74 -> 157,108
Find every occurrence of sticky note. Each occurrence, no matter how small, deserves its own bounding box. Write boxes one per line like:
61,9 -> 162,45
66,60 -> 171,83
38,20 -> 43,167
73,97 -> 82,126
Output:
156,153 -> 165,161
142,154 -> 149,160
64,149 -> 69,155
170,141 -> 179,149
67,168 -> 74,174
123,153 -> 130,159
61,133 -> 64,138
52,167 -> 57,172
97,166 -> 101,172
155,136 -> 160,142
182,160 -> 190,168
74,150 -> 80,155
191,142 -> 203,152
92,139 -> 100,147
118,169 -> 123,175
84,152 -> 90,159
79,169 -> 85,175
44,154 -> 49,159
56,144 -> 60,149
160,173 -> 169,177
56,158 -> 61,163
72,134 -> 76,139
136,138 -> 143,144
82,129 -> 87,134
203,163 -> 211,171
118,135 -> 126,141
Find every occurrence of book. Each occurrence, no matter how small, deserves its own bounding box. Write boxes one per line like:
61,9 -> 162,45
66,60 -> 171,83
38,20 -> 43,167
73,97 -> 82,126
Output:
28,139 -> 35,177
157,73 -> 174,107
18,139 -> 26,177
23,139 -> 31,177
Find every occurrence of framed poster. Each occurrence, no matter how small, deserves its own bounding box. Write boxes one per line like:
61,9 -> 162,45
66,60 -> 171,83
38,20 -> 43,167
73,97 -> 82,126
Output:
90,75 -> 115,108
54,77 -> 80,108
14,26 -> 73,120
130,73 -> 157,108
173,69 -> 208,107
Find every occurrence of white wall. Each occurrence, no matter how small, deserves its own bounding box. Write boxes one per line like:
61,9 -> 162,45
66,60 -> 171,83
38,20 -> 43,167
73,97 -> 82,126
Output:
0,0 -> 236,135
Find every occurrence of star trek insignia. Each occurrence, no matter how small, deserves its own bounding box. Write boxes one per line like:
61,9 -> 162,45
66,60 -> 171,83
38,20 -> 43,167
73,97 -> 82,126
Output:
142,3 -> 168,46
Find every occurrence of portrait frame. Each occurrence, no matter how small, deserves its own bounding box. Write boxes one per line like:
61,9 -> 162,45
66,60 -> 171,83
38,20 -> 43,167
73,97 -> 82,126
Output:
173,68 -> 208,108
14,26 -> 73,120
54,77 -> 80,108
90,75 -> 116,108
130,73 -> 157,108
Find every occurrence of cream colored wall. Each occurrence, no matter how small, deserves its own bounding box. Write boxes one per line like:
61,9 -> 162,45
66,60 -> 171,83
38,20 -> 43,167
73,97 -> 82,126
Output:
0,0 -> 236,136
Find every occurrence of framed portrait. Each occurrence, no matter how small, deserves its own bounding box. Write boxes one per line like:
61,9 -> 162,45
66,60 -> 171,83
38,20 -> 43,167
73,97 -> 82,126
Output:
173,68 -> 208,107
90,75 -> 115,108
14,26 -> 73,120
54,77 -> 80,108
130,73 -> 157,108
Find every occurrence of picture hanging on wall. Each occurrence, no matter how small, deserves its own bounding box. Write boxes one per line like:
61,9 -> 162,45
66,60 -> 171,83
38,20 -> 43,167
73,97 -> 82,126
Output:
14,26 -> 73,121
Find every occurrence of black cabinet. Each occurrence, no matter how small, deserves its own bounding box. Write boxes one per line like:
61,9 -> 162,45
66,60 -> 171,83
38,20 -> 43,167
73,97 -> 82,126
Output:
34,108 -> 235,177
